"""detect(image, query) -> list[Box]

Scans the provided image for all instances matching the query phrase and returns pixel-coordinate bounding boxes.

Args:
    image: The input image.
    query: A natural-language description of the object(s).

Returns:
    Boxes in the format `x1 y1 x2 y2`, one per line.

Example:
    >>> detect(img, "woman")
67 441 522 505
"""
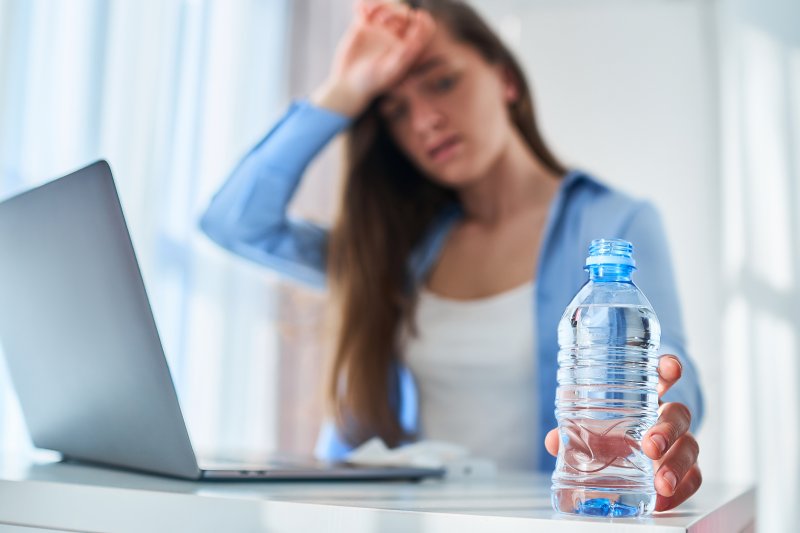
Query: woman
200 0 703 511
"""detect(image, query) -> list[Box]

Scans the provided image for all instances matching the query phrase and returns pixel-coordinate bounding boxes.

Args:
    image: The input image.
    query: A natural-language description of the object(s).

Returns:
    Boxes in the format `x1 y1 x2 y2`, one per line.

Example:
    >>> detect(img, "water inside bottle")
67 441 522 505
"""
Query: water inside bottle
551 303 660 517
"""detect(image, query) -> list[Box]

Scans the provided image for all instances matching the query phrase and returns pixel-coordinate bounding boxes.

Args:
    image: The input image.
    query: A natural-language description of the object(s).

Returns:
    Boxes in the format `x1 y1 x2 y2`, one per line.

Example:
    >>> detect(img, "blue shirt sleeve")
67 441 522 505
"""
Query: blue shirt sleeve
314 418 353 461
314 364 420 462
621 201 705 433
199 100 351 288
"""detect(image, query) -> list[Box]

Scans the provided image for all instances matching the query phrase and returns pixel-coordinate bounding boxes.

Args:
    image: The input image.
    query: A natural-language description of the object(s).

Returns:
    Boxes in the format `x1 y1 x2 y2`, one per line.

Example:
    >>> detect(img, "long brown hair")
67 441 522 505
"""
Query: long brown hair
326 0 566 448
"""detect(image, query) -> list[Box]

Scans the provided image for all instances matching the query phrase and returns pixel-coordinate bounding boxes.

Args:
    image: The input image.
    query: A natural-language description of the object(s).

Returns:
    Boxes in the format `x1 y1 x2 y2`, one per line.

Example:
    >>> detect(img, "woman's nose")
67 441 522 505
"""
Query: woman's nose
410 99 445 134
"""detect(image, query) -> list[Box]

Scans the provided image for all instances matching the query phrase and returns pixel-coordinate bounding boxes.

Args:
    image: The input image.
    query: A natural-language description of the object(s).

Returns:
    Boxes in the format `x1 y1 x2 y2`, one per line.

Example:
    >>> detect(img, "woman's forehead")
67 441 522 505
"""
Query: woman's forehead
381 55 449 103
382 31 472 97
413 20 490 74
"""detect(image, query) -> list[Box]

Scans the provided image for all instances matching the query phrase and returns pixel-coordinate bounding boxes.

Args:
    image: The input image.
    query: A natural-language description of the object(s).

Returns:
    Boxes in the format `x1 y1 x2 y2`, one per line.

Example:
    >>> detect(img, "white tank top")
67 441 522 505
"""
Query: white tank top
401 281 539 471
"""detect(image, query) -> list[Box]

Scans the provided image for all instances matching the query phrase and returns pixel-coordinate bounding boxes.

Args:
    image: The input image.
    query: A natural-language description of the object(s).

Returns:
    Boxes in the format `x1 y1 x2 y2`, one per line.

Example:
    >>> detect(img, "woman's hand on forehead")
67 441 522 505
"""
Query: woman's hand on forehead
359 1 413 37
312 1 436 117
358 2 437 90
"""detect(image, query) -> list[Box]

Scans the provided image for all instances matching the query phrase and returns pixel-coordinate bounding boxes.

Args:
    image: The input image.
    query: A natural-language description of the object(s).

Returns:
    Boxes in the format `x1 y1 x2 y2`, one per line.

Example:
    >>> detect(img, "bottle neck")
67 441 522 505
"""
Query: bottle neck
587 264 634 282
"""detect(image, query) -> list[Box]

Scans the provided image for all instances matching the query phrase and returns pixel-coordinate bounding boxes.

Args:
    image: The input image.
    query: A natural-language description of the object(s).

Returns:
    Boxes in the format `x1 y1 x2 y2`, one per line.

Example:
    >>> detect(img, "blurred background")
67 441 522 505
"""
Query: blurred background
0 0 797 530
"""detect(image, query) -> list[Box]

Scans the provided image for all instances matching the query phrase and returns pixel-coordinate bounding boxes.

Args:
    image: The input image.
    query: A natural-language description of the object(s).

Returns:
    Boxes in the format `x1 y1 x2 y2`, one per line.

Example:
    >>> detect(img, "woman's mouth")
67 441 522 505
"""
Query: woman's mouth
426 135 463 164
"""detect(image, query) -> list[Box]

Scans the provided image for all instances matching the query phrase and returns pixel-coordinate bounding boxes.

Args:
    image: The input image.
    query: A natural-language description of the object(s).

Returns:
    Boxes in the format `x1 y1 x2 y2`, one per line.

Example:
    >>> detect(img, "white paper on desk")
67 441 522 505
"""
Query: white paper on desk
346 437 497 479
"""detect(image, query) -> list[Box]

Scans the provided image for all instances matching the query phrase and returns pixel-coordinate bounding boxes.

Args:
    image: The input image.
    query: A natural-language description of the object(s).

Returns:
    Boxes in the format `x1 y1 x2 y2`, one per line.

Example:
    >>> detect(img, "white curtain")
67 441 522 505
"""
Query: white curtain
0 0 290 456
718 0 800 531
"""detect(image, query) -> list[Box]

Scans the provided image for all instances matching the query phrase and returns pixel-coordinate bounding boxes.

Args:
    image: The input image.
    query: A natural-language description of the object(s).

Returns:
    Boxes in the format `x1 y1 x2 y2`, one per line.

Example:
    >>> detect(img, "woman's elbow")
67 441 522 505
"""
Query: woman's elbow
198 209 236 250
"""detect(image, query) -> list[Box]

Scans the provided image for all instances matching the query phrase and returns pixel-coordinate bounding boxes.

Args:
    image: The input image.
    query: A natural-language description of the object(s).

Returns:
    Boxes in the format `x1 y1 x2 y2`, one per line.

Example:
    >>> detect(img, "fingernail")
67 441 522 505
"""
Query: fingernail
651 434 667 456
662 470 677 493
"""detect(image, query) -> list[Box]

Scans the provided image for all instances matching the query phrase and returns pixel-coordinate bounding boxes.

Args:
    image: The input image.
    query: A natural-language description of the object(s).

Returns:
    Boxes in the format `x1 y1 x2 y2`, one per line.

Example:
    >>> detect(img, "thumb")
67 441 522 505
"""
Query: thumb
545 428 559 457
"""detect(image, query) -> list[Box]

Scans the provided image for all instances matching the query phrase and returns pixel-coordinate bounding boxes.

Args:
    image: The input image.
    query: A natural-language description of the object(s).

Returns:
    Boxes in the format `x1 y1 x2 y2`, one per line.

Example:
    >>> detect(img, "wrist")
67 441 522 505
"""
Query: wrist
310 79 370 118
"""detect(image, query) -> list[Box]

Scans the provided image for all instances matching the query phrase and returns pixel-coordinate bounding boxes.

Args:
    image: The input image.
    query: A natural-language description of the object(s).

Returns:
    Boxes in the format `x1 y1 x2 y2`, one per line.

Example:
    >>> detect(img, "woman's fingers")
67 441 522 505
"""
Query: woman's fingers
547 401 692 462
642 401 692 460
408 7 436 42
355 0 381 21
376 10 436 83
657 354 682 400
656 463 703 511
377 8 411 37
355 2 412 39
367 2 410 26
653 433 699 497
397 10 436 55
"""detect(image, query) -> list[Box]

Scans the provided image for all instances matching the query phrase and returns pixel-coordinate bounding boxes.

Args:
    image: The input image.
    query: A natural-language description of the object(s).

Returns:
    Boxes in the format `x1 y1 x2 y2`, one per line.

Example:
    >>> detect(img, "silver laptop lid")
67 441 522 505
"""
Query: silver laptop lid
0 161 201 479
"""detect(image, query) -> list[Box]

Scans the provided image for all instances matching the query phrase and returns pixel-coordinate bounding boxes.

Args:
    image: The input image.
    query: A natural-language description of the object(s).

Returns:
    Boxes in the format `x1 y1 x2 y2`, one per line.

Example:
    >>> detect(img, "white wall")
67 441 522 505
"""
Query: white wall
471 0 724 480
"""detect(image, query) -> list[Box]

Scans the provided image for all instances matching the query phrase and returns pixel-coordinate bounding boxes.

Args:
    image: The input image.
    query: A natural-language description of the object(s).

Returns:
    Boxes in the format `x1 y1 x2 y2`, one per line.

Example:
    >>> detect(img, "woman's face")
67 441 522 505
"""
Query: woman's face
377 23 518 188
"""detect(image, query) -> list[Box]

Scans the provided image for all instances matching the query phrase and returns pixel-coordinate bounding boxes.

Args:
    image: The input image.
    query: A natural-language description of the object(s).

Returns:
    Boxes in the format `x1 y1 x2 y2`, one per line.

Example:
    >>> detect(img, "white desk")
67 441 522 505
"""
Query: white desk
0 454 754 532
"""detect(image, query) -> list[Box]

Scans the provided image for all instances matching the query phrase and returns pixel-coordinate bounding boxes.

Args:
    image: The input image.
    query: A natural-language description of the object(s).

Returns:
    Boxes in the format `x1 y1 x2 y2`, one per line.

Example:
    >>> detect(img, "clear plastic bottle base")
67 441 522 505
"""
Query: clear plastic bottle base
551 488 656 518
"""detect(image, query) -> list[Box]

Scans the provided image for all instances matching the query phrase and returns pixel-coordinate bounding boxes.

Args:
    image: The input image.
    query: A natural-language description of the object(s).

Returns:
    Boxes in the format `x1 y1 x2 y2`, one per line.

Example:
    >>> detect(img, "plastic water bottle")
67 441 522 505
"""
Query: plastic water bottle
551 239 660 517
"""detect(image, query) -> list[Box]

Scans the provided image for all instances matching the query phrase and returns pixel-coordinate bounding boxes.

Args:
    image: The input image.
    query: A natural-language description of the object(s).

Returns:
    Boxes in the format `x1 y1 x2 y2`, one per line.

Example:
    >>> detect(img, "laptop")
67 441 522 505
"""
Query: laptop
0 160 444 481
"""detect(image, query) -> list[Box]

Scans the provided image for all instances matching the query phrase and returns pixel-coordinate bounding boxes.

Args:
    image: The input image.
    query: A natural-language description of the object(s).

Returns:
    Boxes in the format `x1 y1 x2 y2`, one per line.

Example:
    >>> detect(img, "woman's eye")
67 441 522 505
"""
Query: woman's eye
432 75 457 92
385 103 408 122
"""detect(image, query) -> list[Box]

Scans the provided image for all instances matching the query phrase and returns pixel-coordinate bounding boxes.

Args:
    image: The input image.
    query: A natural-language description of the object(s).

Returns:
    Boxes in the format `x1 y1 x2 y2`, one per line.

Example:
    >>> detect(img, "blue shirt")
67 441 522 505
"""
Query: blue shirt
200 99 704 472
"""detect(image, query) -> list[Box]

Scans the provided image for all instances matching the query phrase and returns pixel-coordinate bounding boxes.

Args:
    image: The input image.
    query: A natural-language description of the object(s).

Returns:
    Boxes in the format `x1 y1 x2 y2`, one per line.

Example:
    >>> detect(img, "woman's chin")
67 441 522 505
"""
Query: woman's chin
428 168 483 189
